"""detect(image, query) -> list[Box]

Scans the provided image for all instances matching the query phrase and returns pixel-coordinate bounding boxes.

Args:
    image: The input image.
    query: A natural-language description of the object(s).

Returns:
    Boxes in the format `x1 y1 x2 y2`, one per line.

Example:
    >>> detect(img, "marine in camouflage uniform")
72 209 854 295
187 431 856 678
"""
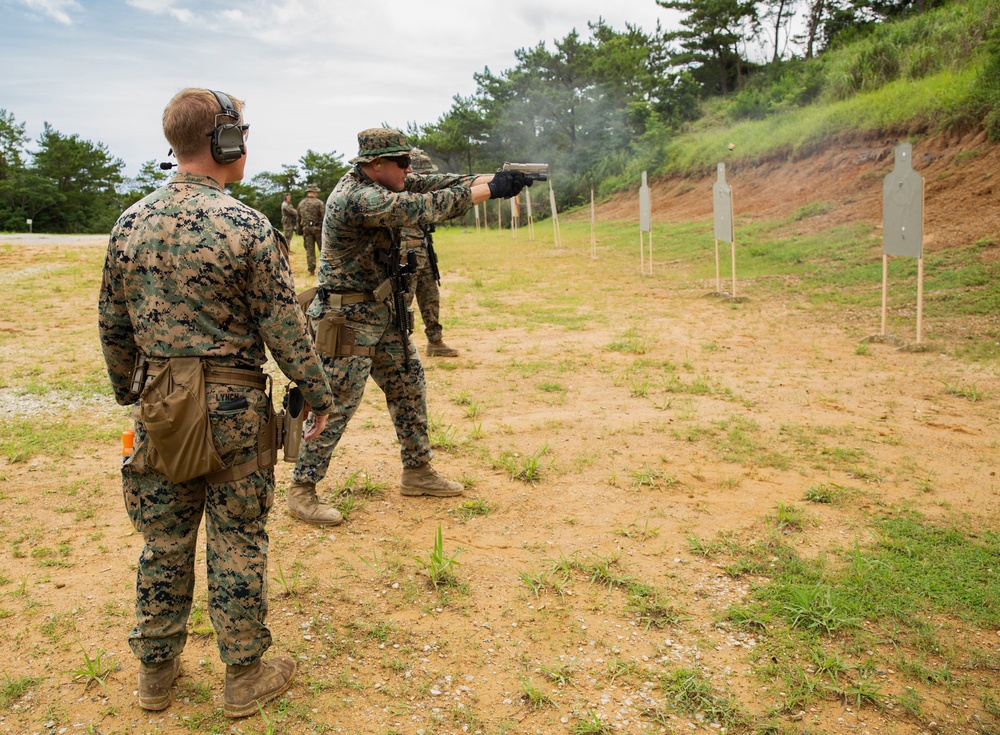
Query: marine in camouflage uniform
98 88 334 719
402 150 458 357
297 183 324 276
280 192 297 245
288 128 529 508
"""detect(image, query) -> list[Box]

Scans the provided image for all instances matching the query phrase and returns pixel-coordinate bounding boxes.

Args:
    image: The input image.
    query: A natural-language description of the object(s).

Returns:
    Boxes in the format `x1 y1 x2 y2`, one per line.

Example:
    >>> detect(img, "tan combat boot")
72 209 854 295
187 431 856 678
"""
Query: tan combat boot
426 340 459 357
287 482 343 525
138 658 180 711
400 463 464 497
224 656 297 718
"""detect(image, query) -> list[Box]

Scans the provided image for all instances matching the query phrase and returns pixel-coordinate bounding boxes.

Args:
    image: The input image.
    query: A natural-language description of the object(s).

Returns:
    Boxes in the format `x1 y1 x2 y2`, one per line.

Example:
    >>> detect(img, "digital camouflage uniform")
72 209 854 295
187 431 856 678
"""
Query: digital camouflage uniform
292 156 477 486
297 190 324 276
401 151 446 345
281 198 297 246
98 172 334 667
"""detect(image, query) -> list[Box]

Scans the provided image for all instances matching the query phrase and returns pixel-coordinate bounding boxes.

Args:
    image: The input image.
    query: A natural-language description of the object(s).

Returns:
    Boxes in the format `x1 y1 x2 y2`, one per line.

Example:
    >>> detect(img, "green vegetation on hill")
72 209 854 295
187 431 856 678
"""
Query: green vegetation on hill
607 0 1000 189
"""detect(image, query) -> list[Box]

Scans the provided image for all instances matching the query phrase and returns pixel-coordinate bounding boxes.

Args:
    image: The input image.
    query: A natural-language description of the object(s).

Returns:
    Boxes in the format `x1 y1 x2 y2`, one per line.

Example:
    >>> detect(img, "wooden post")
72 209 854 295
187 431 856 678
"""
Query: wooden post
525 188 535 240
549 185 561 247
731 238 737 298
639 171 652 275
590 189 597 259
880 253 888 337
916 256 924 343
715 240 721 293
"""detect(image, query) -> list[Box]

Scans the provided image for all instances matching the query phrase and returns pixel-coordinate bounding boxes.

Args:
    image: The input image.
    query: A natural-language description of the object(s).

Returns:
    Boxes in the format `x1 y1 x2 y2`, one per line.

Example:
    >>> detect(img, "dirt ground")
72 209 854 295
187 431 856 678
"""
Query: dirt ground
1 130 999 735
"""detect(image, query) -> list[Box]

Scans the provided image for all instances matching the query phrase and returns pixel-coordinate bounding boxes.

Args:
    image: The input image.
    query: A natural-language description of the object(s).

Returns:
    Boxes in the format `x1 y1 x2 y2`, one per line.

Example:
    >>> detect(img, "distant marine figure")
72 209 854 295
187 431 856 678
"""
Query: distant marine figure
297 183 324 276
280 192 297 246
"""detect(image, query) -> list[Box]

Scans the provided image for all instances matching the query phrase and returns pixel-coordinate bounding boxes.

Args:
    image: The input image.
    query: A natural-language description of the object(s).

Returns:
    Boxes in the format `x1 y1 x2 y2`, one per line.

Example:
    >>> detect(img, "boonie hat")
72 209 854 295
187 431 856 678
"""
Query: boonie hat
349 128 411 164
410 149 438 173
305 183 319 193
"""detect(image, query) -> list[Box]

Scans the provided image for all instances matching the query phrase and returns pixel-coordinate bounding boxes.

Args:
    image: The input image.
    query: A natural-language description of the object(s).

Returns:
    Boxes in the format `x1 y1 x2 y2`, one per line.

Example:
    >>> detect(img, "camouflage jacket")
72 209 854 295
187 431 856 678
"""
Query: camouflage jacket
98 172 334 414
315 167 474 306
281 200 298 227
297 196 325 229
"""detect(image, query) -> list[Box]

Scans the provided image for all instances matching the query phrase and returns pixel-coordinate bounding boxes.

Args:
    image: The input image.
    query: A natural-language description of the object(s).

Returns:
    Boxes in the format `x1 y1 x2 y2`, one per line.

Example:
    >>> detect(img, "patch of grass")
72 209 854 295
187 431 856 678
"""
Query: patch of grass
518 676 554 709
630 462 660 488
604 657 639 685
69 648 117 693
768 502 807 532
450 496 495 521
573 710 612 734
429 420 461 450
495 445 549 485
659 668 744 727
613 518 660 541
412 524 463 590
334 470 386 498
943 382 990 401
606 328 649 354
781 583 859 633
627 586 682 630
540 660 576 686
804 482 854 504
1 674 42 708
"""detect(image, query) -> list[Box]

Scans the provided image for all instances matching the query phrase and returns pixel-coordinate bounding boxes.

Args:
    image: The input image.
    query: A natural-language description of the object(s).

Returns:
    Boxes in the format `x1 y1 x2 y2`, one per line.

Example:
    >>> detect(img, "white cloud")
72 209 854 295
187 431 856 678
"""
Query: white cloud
125 0 193 24
17 0 82 25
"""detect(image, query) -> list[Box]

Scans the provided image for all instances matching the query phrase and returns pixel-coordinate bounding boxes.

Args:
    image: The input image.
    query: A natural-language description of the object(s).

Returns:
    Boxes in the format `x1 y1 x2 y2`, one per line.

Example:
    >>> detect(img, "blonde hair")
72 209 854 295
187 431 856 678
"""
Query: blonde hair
162 88 244 160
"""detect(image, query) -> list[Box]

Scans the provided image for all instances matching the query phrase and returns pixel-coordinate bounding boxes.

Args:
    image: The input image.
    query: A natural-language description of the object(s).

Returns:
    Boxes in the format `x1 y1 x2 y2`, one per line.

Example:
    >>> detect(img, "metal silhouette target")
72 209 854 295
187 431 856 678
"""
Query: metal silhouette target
713 163 733 244
882 142 923 258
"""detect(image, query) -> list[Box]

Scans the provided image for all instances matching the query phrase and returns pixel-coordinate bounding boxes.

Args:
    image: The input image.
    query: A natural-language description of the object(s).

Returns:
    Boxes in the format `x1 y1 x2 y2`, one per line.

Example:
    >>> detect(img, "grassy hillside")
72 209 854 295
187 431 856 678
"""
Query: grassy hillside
605 0 1000 190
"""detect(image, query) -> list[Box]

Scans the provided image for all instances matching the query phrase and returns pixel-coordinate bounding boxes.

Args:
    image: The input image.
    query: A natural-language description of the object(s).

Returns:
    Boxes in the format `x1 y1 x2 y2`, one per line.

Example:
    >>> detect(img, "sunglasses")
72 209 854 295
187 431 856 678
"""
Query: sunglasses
387 155 410 170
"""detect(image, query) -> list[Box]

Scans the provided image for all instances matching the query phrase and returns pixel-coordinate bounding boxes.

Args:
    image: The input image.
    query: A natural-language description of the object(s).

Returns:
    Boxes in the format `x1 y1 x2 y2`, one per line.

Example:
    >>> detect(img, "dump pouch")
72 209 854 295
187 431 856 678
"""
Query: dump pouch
140 357 224 483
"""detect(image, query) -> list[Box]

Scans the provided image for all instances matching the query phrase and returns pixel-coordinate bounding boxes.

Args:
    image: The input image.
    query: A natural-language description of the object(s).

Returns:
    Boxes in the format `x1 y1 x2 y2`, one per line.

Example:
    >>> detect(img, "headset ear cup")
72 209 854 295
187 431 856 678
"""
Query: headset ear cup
212 124 245 164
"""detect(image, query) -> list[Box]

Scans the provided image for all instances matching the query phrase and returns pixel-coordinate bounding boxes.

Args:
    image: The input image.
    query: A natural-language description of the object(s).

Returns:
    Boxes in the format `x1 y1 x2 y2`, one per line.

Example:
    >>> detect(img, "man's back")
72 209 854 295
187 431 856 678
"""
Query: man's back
104 172 274 365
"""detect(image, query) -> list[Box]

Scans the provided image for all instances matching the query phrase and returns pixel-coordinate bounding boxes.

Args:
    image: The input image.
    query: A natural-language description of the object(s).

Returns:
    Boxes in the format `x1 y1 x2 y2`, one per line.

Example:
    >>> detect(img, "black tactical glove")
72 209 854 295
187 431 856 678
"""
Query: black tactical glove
488 170 528 199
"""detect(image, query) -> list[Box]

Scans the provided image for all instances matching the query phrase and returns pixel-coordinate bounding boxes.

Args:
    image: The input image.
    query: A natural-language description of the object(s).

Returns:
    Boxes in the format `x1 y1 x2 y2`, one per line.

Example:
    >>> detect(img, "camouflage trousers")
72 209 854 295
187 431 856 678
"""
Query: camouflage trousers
122 383 274 666
302 226 321 275
403 244 443 343
282 223 296 247
292 307 432 485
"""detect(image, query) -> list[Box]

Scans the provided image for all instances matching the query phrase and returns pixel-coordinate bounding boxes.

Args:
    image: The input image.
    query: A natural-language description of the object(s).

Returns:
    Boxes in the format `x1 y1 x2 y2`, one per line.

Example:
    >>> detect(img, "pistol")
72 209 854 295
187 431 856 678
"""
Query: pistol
501 162 548 182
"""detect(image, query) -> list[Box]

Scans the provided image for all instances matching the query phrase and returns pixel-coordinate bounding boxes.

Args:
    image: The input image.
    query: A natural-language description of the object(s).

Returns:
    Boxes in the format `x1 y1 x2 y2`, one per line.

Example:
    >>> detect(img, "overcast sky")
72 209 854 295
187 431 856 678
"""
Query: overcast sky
1 0 679 181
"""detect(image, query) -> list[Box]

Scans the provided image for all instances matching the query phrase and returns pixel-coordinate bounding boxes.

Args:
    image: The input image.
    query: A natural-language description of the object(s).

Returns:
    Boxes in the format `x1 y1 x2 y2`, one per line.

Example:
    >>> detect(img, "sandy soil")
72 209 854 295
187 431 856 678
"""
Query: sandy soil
1 130 999 735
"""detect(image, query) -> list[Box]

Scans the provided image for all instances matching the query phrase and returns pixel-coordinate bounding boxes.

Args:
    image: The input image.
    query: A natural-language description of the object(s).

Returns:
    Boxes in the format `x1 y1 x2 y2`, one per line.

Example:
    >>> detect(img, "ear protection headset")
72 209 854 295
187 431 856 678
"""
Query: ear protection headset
208 90 246 164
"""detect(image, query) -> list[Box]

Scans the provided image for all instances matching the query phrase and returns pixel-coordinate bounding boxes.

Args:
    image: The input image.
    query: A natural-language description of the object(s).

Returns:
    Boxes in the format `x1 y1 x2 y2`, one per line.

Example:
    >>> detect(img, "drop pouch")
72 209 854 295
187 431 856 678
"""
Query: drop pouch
140 357 224 483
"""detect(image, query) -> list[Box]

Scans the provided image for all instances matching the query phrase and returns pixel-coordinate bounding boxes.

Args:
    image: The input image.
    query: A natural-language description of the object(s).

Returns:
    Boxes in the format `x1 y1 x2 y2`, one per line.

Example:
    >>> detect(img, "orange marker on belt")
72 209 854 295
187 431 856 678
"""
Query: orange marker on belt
122 430 135 458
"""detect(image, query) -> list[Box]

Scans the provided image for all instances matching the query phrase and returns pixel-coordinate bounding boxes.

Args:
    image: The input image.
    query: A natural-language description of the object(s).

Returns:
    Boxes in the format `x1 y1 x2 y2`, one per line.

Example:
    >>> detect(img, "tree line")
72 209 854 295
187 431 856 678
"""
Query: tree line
0 0 964 234
0 107 351 234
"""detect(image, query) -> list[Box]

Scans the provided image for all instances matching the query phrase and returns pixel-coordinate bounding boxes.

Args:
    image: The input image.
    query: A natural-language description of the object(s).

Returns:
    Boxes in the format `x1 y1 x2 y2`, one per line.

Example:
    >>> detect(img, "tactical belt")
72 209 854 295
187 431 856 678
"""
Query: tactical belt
325 291 377 308
145 363 267 390
205 456 264 485
334 343 376 358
